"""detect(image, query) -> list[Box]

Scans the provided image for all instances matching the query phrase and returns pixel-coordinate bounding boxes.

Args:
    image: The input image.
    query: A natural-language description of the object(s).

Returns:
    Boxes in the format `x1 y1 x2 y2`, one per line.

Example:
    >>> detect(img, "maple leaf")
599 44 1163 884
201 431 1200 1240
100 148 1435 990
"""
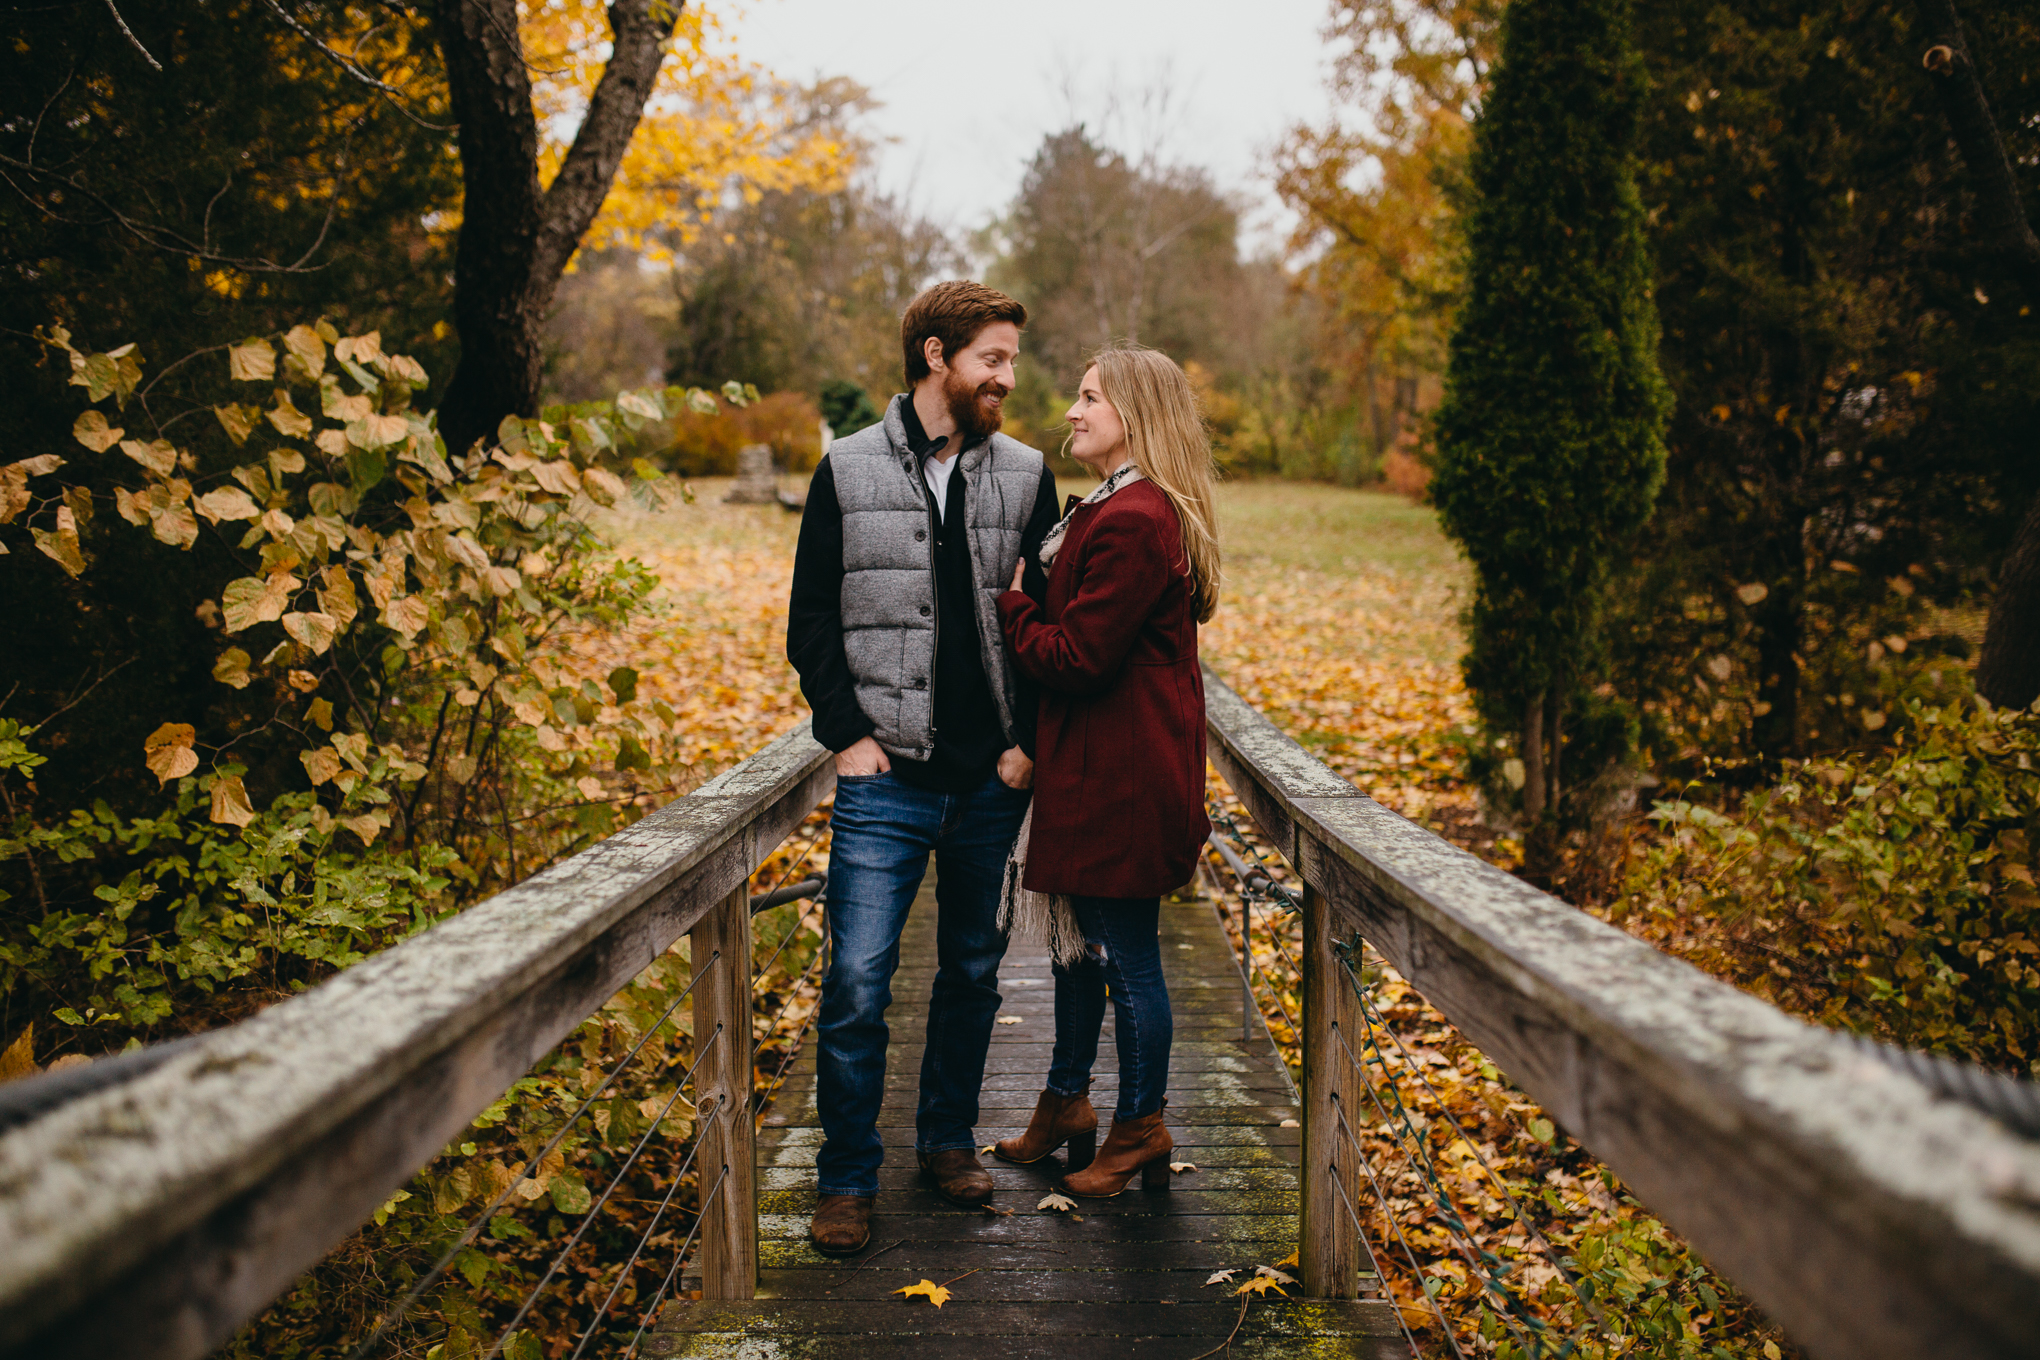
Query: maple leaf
1274 1250 1300 1269
1254 1265 1297 1286
996 1014 1023 1025
978 1144 996 1156
892 1279 951 1308
1204 1270 1237 1286
1037 1192 1077 1213
1169 1162 1196 1174
1236 1275 1288 1298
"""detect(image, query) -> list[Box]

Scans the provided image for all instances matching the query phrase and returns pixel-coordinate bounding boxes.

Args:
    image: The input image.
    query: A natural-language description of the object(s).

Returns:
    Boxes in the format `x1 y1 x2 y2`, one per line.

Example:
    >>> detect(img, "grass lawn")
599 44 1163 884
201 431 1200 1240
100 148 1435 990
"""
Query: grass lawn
598 474 1478 836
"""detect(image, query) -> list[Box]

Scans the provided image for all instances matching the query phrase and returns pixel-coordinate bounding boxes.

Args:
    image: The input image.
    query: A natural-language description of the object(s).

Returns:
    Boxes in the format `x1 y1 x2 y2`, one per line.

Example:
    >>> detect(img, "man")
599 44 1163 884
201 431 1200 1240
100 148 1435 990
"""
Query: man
787 280 1060 1255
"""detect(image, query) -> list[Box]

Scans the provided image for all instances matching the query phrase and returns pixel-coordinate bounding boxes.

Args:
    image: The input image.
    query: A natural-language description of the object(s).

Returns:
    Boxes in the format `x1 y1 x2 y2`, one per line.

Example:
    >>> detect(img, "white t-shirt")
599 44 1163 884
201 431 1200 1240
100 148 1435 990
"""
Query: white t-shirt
923 448 958 521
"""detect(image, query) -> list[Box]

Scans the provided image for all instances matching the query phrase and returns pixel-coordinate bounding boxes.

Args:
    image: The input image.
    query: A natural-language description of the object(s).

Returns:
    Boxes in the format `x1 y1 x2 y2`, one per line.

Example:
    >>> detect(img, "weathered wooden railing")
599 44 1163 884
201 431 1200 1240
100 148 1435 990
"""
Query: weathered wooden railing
1201 667 2040 1359
0 721 834 1360
5 671 2040 1359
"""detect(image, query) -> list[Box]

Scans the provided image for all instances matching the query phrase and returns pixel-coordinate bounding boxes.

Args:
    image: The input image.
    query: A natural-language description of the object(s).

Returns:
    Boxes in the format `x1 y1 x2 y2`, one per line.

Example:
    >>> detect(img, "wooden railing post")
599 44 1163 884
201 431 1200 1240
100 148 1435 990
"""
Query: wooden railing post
1300 881 1362 1298
690 885 757 1299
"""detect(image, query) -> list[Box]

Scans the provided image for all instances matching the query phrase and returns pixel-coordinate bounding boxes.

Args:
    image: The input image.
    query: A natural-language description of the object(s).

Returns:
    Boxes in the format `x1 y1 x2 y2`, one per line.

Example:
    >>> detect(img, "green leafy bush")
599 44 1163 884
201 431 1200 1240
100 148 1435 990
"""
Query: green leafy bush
1 321 759 1043
1611 699 2040 1074
0 320 818 1356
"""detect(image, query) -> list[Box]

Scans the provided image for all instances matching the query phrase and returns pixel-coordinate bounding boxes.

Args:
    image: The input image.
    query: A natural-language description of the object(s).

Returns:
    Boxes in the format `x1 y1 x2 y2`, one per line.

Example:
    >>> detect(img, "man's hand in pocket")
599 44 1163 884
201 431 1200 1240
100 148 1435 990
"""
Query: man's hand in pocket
997 746 1034 790
837 736 891 778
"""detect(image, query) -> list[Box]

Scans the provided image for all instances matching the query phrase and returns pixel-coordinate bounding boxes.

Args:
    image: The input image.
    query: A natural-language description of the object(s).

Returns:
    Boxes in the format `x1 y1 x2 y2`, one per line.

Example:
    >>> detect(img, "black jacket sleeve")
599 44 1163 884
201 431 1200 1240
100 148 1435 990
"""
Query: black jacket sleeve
786 457 877 753
1009 464 1061 757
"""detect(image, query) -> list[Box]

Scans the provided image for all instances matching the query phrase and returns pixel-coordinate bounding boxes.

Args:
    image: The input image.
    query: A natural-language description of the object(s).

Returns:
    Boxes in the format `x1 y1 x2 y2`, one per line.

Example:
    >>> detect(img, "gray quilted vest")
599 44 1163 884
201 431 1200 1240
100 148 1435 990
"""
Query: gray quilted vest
831 394 1044 762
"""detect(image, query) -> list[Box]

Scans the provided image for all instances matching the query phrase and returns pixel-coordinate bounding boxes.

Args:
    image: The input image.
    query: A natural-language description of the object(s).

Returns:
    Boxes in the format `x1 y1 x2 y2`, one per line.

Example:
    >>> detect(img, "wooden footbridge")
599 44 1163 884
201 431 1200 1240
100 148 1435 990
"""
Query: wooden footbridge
2 671 2038 1359
654 875 1401 1358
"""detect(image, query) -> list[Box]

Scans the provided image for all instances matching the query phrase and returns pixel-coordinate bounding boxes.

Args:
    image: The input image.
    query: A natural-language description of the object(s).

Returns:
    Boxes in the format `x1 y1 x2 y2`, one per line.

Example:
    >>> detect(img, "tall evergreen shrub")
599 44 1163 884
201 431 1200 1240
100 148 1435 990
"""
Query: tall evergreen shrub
1430 0 1672 839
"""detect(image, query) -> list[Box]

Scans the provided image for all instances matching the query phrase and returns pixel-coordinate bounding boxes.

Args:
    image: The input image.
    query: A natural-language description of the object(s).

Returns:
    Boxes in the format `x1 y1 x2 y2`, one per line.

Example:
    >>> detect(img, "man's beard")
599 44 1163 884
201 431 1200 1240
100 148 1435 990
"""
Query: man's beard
943 370 1005 443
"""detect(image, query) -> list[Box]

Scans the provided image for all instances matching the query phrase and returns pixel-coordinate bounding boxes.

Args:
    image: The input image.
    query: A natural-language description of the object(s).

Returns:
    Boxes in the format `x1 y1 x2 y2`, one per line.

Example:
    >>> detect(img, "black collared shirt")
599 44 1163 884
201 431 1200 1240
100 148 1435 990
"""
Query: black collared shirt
787 396 1059 792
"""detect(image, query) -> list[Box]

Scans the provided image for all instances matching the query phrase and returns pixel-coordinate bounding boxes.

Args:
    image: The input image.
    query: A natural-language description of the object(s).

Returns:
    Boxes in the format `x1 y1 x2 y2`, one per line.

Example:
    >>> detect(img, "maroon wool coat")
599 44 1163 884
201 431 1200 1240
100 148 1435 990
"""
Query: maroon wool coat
997 479 1207 898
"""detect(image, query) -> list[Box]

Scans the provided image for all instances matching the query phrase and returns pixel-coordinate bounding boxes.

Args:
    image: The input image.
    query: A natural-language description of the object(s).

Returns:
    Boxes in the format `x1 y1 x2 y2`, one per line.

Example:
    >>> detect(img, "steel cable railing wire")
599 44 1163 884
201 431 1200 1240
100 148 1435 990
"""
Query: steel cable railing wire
481 1028 728 1360
751 891 824 985
1211 807 1302 912
1332 1021 1560 1358
1842 1031 2040 1138
1335 939 1604 1331
1209 800 1526 1350
756 820 827 904
1243 884 1307 990
348 947 722 1360
1301 1081 1421 1356
1335 1062 1513 1355
1201 839 1304 1100
561 1085 729 1360
1326 1091 1467 1360
755 911 832 1113
619 1161 732 1360
1324 1101 1435 1360
1332 981 1579 1357
1208 800 1545 1349
1203 834 1303 1020
567 827 828 1353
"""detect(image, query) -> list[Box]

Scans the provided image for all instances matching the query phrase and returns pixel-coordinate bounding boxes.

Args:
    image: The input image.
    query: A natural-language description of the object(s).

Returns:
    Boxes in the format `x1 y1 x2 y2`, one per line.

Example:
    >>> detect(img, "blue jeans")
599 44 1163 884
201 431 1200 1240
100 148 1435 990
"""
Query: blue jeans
814 769 1029 1197
1046 896 1172 1123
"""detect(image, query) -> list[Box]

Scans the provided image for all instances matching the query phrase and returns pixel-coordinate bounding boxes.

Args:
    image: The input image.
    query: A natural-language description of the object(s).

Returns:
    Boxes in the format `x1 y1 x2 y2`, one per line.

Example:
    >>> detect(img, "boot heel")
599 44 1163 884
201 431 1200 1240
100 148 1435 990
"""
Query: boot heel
1141 1157 1172 1192
1066 1129 1096 1172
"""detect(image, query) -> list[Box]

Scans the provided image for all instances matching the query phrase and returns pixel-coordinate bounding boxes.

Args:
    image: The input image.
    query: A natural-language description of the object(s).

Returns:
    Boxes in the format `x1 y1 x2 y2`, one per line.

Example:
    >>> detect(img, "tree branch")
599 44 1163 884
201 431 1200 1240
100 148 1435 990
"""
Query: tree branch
531 0 684 286
102 0 162 71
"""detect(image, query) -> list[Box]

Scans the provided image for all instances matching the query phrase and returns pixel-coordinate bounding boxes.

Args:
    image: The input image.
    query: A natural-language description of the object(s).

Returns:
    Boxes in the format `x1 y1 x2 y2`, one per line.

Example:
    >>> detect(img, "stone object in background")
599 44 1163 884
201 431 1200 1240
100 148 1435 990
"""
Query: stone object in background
724 444 779 504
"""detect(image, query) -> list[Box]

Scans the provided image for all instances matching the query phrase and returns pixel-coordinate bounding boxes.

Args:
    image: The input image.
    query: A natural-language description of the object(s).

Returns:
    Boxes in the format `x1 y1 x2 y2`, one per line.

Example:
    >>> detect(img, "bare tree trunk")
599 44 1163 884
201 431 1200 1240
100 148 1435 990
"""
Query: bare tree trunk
1978 497 2040 709
431 0 683 457
1364 338 1387 464
1521 693 1546 820
1913 0 2040 707
1546 688 1561 816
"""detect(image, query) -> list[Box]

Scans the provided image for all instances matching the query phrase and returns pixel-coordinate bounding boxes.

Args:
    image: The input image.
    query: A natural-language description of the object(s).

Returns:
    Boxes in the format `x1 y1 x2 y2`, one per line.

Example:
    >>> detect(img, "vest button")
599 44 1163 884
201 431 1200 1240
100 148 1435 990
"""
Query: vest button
919 605 931 617
915 530 926 541
914 677 927 688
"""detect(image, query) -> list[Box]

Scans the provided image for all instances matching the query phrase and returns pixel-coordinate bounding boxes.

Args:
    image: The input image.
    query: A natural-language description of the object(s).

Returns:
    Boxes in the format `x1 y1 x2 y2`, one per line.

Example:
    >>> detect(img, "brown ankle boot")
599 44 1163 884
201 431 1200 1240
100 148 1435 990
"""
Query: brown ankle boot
1060 1103 1172 1198
809 1194 874 1256
917 1147 996 1206
993 1087 1099 1169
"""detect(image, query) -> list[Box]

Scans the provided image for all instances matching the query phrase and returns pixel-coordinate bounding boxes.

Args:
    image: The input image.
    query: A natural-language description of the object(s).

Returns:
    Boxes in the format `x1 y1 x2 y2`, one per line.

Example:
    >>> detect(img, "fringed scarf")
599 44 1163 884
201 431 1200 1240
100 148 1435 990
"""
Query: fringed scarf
997 461 1146 967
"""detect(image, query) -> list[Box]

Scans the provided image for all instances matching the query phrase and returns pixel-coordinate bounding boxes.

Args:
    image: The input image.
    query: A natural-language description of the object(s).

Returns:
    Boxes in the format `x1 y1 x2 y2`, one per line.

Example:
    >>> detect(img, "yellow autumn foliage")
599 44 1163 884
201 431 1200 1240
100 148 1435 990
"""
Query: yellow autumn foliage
522 0 853 261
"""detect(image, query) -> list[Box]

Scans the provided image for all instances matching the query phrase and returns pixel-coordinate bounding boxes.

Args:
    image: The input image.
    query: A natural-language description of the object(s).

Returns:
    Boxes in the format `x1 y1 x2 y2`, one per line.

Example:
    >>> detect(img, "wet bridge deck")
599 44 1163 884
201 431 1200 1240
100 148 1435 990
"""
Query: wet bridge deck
652 877 1408 1358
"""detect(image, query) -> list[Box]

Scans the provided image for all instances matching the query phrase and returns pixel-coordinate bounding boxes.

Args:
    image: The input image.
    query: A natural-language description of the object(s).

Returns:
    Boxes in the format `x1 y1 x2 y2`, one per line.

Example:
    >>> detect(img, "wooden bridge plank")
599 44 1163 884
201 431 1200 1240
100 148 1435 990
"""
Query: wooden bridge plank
655 1298 1400 1337
659 875 1404 1357
756 1239 1302 1272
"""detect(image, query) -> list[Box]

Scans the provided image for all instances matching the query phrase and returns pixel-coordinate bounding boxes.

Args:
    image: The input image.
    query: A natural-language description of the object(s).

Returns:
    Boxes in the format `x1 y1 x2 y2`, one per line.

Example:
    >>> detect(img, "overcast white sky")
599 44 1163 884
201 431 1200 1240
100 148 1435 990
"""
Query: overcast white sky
722 0 1344 255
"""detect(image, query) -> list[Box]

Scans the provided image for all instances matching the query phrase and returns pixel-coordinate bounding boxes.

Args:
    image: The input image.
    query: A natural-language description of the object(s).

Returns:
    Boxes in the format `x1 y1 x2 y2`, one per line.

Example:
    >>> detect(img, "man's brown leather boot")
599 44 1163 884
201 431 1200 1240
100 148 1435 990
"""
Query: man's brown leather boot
917 1147 996 1206
1061 1103 1172 1198
993 1087 1098 1170
809 1194 874 1256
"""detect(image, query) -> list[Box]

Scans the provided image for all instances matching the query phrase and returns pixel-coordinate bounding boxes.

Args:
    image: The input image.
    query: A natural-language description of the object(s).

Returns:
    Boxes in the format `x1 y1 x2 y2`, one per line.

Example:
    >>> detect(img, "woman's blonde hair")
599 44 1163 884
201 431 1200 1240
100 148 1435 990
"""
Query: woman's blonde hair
1088 345 1222 622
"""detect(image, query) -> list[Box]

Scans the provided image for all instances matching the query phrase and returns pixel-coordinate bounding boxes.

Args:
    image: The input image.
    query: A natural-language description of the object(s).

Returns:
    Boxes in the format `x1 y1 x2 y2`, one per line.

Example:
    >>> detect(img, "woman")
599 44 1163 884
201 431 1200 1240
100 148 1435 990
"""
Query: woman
991 346 1221 1196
